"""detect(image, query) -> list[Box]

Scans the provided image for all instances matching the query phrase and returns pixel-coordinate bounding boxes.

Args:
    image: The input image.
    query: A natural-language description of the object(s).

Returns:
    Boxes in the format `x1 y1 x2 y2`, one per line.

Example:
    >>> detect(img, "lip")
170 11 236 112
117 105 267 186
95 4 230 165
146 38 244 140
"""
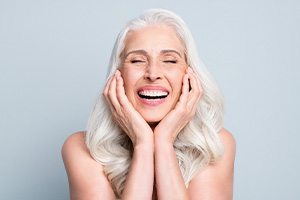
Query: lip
136 85 169 106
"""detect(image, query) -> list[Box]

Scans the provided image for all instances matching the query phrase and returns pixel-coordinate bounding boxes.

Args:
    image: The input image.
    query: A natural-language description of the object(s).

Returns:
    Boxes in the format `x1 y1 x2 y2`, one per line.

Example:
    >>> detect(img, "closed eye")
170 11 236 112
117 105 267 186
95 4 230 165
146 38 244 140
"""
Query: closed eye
131 60 145 63
164 60 177 64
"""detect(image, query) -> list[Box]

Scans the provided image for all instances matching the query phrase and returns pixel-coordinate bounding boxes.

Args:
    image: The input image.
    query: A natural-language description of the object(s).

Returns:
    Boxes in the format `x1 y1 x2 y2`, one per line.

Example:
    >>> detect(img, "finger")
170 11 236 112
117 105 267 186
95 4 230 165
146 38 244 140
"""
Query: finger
190 72 203 113
187 68 199 93
194 73 203 101
177 73 189 106
103 75 114 97
108 72 121 112
103 75 116 112
116 70 131 107
187 68 201 107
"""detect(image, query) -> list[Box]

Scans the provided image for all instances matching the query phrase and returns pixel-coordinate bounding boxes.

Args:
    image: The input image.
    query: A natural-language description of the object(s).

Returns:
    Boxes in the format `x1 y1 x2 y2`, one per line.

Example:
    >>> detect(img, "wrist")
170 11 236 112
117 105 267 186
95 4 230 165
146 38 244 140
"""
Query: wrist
130 129 153 148
154 131 176 146
154 137 174 150
154 125 180 145
134 139 154 152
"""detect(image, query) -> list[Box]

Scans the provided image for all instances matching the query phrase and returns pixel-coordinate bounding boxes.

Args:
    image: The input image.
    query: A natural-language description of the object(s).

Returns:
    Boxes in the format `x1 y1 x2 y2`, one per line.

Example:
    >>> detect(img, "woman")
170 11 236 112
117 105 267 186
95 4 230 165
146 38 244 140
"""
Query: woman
62 9 236 200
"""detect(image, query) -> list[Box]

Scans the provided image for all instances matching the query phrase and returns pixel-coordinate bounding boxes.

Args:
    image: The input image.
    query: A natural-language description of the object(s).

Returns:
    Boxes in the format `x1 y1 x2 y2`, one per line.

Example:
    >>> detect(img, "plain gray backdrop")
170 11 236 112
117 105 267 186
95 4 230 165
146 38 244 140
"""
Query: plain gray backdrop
1 0 299 199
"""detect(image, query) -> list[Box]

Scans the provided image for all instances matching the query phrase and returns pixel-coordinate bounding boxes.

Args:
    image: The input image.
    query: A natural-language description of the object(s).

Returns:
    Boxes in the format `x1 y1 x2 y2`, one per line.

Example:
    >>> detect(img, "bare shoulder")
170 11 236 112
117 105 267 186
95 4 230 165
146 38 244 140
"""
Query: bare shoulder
218 128 236 157
61 131 115 200
62 131 85 149
61 131 90 158
187 128 236 199
61 131 98 168
61 131 104 183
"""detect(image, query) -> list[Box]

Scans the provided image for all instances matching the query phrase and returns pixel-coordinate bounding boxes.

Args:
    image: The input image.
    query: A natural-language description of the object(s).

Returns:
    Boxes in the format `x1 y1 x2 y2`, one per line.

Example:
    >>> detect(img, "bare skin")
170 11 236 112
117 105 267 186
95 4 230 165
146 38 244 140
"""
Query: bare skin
62 129 235 200
62 25 236 200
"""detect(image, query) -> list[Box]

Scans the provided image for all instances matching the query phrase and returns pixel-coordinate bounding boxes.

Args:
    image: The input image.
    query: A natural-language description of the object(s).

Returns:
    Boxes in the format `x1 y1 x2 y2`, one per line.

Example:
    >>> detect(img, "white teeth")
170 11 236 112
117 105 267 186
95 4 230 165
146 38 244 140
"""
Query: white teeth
138 90 168 97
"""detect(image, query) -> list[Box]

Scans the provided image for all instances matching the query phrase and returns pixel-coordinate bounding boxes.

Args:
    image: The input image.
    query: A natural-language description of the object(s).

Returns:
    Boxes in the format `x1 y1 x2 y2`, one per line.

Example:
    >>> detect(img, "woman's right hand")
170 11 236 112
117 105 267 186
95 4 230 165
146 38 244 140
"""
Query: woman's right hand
103 70 153 147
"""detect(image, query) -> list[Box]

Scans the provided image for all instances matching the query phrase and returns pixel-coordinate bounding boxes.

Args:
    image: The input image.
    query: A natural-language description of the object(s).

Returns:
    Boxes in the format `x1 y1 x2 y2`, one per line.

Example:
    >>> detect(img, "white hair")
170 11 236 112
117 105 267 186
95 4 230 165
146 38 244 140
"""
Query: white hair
85 8 224 198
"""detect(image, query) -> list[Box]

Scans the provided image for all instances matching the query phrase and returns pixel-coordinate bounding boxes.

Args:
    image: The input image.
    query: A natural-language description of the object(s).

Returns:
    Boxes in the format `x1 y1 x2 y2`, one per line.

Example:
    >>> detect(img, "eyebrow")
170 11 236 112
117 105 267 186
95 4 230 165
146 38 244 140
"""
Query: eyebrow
161 49 182 58
124 50 147 58
124 49 183 58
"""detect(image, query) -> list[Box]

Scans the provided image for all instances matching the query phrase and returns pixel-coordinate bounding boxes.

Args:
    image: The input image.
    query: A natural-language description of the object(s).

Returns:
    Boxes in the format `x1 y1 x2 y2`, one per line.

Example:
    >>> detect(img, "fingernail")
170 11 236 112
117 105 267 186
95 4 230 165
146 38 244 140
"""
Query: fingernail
187 67 193 73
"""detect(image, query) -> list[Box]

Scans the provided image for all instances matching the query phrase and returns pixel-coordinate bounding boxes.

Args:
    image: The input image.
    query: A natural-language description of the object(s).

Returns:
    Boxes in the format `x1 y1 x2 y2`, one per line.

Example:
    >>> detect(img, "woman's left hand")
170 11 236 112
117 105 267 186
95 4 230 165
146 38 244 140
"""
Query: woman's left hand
154 67 203 144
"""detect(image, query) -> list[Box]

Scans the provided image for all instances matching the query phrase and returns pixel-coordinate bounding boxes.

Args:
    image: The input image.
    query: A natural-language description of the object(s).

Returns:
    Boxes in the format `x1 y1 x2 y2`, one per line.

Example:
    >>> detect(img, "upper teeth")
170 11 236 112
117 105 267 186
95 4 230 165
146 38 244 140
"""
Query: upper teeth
138 90 168 97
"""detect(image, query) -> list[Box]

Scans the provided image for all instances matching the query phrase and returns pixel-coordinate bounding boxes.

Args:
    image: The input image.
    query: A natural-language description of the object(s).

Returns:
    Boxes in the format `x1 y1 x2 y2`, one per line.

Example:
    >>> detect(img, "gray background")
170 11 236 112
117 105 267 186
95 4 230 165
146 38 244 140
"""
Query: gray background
0 0 299 199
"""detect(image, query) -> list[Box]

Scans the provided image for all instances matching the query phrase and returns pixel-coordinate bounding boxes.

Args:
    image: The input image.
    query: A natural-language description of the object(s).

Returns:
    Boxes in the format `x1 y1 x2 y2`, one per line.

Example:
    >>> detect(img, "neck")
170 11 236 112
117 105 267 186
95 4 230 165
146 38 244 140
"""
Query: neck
148 122 159 131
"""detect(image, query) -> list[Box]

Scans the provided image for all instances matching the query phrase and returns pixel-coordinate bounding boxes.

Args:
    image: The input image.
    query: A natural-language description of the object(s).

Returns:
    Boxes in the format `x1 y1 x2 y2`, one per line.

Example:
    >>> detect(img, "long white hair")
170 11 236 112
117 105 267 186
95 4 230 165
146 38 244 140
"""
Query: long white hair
85 8 224 198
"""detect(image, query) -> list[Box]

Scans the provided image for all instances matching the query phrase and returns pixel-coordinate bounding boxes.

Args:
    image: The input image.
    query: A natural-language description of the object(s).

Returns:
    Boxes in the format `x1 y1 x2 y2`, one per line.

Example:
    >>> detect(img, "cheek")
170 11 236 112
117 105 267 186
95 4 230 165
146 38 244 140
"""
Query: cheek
121 69 141 94
168 69 185 88
122 77 134 95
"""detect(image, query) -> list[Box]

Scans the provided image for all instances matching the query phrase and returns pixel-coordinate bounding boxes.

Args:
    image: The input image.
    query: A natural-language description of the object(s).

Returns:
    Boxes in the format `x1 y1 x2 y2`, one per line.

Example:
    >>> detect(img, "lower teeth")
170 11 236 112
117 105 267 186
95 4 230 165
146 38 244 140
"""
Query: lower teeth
139 95 167 99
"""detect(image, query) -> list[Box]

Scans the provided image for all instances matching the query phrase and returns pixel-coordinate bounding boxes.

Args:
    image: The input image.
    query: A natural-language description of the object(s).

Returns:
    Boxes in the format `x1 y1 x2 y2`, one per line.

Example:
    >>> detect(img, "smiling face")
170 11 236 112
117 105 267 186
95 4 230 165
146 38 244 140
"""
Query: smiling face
119 25 188 124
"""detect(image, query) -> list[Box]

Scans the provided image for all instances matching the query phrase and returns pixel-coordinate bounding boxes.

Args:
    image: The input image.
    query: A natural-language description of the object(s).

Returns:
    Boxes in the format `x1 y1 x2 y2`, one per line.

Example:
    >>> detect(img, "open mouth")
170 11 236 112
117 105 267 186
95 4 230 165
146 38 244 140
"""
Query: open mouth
137 90 169 100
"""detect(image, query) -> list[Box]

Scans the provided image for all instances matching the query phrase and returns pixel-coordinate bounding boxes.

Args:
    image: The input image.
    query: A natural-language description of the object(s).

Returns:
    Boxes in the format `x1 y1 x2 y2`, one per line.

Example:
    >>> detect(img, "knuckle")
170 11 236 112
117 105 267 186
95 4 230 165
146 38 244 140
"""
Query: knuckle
103 90 108 97
116 91 122 99
177 106 186 115
119 99 126 107
187 104 195 113
108 89 114 98
115 107 123 115
194 89 200 97
111 113 117 120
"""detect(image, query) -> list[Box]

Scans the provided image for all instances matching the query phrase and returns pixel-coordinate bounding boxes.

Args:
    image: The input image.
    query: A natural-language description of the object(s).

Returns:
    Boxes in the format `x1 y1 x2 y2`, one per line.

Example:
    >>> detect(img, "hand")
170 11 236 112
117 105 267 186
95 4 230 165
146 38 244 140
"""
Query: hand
103 70 153 147
154 67 203 144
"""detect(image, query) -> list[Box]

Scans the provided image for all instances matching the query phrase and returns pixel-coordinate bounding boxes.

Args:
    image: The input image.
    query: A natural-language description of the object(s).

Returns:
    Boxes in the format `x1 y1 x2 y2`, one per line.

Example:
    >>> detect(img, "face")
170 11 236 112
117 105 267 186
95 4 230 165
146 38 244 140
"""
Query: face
119 25 188 123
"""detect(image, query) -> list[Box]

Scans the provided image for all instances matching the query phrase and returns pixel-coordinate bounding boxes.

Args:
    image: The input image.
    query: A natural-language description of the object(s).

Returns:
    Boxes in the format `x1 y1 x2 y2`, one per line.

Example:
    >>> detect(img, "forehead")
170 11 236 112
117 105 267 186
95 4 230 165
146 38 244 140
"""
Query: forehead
123 25 185 55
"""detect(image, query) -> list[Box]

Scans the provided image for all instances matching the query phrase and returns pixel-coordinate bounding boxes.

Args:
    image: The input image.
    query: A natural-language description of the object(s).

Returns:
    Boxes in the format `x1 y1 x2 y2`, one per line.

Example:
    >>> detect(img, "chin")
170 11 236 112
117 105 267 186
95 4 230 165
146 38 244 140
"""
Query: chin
139 110 166 123
142 115 164 123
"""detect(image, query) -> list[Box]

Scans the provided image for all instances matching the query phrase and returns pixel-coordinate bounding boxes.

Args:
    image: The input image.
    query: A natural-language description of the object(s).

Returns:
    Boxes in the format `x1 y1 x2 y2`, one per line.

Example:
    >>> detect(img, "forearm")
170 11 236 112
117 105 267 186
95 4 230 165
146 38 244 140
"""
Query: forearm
154 140 189 200
121 142 154 200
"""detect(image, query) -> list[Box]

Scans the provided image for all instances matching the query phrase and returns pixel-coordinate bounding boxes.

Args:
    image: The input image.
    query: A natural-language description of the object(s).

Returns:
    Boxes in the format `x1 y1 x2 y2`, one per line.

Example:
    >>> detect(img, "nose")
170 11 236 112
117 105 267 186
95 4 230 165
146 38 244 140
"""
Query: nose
144 62 163 81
